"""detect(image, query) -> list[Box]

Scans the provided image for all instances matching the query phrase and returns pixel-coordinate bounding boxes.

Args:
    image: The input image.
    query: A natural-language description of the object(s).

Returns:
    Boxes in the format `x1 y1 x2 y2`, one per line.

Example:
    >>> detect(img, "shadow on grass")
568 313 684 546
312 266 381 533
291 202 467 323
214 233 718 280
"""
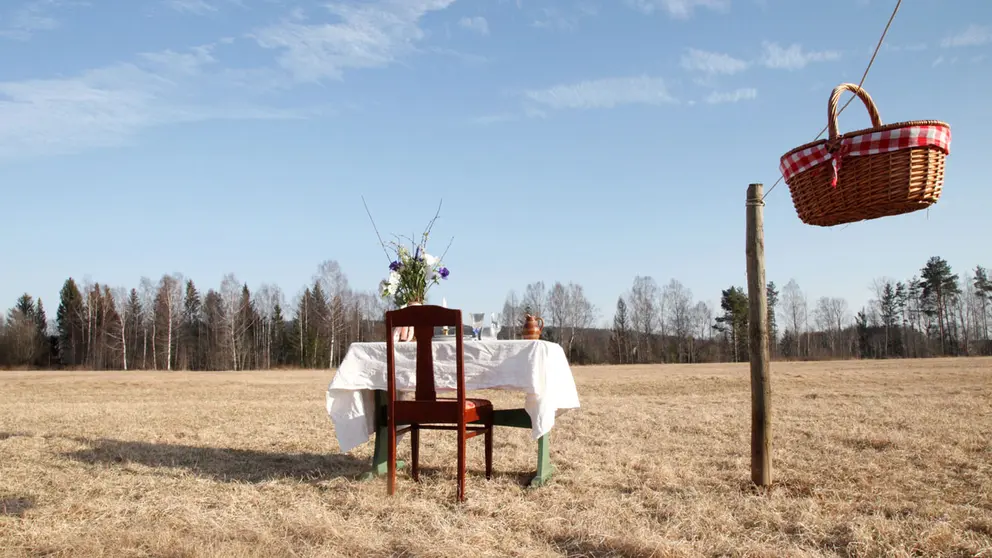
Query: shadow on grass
0 495 35 518
60 437 370 484
548 534 666 558
401 465 539 487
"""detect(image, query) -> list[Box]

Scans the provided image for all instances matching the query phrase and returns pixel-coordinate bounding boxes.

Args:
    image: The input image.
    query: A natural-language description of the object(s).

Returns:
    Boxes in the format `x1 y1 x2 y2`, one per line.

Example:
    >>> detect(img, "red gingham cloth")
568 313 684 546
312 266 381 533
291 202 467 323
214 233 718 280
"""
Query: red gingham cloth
779 124 951 187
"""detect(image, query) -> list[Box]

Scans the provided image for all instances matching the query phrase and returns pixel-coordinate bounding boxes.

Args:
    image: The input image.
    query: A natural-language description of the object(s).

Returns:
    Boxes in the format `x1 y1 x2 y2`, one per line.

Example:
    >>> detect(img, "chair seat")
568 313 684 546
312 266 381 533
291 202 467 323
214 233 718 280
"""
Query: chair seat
394 397 493 424
436 397 492 409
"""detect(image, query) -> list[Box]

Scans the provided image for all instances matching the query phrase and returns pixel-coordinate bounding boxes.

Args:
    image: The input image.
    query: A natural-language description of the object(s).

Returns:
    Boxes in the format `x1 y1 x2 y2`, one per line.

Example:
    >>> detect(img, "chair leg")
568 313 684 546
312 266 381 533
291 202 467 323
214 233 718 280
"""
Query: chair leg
457 421 466 502
485 423 493 481
387 414 397 496
411 425 420 482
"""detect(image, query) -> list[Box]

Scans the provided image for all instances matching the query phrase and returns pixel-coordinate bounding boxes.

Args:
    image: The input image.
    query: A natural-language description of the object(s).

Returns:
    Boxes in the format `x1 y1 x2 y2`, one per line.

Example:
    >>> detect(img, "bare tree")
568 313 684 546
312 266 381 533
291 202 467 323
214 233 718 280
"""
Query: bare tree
780 279 807 358
522 281 546 319
220 273 249 370
546 282 569 341
138 276 156 369
564 282 595 357
663 279 693 362
314 260 350 367
690 300 713 362
109 286 131 370
501 290 522 339
627 276 660 362
157 273 184 371
254 283 276 369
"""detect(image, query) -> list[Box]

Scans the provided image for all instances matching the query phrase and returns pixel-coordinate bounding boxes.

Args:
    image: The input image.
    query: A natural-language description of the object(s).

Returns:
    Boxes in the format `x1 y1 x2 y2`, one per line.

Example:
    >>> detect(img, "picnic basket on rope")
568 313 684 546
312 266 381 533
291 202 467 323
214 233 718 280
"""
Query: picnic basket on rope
779 83 951 227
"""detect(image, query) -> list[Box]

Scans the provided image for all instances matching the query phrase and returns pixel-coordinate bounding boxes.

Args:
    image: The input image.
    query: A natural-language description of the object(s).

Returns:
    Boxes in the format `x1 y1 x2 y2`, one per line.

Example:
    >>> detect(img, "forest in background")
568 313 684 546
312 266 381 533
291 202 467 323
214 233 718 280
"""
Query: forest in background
1 256 990 371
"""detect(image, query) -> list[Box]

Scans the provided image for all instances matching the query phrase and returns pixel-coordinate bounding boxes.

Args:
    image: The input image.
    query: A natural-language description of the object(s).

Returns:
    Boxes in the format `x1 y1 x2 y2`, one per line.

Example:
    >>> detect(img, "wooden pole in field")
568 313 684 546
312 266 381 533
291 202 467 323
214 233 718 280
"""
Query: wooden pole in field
746 182 772 487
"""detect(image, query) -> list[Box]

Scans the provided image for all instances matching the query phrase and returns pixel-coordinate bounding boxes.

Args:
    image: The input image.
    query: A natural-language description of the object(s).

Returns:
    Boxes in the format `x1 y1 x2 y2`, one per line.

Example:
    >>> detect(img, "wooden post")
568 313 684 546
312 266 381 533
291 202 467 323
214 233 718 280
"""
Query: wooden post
746 183 772 487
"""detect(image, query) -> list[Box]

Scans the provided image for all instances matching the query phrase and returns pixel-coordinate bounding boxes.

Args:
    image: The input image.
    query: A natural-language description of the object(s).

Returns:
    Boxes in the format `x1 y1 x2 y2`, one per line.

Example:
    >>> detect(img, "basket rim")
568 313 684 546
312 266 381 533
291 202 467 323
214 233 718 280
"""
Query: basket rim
781 119 950 159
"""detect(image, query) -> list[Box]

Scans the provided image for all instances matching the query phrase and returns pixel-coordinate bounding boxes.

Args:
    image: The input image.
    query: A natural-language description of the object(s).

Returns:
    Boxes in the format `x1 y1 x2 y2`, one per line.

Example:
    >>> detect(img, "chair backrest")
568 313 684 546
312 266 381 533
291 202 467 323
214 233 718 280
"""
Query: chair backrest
384 304 465 405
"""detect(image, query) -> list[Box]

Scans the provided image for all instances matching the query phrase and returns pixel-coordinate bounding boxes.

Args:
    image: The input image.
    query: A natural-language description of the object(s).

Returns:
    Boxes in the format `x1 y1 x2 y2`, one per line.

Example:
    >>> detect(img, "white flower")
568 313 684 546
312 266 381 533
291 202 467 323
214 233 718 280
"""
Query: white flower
423 253 439 267
387 271 400 291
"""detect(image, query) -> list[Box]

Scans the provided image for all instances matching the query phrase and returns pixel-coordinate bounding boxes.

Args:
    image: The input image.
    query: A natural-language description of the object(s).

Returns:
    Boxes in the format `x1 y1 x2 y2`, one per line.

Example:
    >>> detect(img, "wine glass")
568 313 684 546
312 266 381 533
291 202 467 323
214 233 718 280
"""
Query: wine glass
471 313 485 340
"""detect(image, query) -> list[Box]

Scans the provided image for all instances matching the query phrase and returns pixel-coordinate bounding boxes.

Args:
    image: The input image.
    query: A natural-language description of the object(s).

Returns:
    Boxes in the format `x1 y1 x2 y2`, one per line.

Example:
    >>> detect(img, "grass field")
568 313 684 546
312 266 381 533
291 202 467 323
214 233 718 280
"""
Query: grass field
1 358 990 557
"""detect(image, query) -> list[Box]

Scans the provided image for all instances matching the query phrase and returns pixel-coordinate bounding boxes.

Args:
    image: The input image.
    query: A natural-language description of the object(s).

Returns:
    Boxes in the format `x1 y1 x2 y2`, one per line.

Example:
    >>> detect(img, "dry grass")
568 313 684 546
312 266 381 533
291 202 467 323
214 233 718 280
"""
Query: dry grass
1 358 991 557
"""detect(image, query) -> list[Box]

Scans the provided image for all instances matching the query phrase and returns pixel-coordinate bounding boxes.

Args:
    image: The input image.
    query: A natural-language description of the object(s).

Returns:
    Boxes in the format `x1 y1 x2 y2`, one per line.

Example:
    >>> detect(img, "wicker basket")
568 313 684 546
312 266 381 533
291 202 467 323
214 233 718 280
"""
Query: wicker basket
779 83 951 227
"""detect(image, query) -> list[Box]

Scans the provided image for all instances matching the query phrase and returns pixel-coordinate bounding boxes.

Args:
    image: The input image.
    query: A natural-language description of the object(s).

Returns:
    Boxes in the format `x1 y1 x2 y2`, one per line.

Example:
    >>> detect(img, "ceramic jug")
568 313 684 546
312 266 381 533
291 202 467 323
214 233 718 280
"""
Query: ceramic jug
522 313 544 340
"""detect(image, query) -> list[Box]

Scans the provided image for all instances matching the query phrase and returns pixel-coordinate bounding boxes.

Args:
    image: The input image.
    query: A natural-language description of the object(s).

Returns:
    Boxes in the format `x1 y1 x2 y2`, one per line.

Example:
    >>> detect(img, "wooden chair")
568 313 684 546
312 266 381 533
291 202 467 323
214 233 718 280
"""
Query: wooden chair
385 304 494 502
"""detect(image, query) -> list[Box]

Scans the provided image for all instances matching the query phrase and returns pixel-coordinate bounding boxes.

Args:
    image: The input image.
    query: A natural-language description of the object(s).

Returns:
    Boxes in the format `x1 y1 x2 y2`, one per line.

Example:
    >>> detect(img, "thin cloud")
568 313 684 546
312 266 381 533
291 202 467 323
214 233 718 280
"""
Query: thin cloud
250 0 457 83
705 87 757 104
458 16 489 35
524 76 677 110
0 0 72 40
758 41 841 70
681 48 749 75
470 113 518 125
940 25 991 48
166 0 218 15
625 0 729 19
0 45 316 160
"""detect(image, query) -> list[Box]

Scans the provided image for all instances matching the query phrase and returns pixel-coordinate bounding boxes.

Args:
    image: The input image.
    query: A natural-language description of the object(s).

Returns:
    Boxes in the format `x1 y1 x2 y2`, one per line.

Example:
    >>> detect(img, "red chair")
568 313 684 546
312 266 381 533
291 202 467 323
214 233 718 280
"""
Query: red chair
385 304 494 502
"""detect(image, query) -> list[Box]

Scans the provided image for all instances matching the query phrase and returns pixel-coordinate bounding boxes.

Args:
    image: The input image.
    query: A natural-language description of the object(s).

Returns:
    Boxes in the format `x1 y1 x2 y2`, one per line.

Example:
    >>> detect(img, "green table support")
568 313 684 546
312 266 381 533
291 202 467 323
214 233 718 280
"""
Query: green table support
359 390 554 487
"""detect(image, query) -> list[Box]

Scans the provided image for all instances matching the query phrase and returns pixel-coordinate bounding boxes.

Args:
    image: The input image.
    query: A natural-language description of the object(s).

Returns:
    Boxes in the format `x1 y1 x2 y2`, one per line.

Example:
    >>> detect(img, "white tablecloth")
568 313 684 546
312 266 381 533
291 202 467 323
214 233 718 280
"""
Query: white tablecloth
325 339 581 453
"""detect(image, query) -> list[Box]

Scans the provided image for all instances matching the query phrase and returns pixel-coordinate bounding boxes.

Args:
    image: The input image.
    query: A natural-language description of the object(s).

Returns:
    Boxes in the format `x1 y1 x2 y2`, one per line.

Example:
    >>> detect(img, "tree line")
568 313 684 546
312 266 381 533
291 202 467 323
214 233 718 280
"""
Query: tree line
1 256 989 370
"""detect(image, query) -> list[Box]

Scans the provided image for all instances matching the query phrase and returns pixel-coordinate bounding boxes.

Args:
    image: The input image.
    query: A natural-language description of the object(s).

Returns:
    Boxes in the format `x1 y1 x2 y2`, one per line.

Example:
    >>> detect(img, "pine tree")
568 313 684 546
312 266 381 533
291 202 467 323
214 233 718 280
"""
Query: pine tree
920 256 961 355
766 281 779 354
975 266 990 352
611 297 631 364
271 302 288 367
8 294 38 366
182 280 203 370
714 286 749 362
56 278 86 366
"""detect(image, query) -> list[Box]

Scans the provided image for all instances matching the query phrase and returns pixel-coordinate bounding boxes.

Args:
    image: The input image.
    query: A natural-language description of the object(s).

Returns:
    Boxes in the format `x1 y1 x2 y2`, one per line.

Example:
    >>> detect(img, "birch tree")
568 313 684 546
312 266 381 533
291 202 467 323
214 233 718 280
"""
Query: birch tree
138 276 156 369
157 273 184 371
663 279 693 362
780 279 807 358
314 260 350 367
109 286 131 370
627 276 660 362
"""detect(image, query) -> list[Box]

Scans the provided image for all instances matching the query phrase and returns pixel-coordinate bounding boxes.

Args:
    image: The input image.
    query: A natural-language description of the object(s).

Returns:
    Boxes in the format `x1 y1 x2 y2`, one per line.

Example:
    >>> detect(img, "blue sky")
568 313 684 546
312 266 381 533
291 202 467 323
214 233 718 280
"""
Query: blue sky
1 0 990 329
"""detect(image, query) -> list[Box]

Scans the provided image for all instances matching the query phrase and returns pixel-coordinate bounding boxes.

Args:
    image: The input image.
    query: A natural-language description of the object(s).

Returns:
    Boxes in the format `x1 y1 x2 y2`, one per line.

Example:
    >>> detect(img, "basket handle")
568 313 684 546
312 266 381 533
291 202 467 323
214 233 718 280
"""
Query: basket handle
827 83 883 141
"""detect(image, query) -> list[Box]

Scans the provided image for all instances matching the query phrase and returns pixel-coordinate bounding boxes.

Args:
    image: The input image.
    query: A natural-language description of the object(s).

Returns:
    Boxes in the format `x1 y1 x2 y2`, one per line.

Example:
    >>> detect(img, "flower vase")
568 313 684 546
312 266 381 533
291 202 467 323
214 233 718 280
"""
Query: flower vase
397 300 423 342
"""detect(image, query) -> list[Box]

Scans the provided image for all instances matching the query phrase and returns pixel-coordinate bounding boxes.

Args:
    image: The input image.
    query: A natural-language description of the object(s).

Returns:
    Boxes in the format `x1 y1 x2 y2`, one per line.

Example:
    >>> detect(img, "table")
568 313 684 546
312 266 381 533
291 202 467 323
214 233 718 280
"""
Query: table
325 338 580 486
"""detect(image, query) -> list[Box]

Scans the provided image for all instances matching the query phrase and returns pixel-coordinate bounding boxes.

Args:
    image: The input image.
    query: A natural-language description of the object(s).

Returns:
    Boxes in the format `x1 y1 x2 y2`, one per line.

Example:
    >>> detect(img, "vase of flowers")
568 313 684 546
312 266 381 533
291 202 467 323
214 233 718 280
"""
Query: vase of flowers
371 202 452 342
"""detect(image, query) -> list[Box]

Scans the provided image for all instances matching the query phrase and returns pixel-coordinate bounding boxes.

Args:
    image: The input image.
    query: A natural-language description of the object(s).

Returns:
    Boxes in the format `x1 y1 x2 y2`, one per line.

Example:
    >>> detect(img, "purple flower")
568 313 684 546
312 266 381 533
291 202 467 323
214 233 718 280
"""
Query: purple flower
439 267 449 279
389 260 402 271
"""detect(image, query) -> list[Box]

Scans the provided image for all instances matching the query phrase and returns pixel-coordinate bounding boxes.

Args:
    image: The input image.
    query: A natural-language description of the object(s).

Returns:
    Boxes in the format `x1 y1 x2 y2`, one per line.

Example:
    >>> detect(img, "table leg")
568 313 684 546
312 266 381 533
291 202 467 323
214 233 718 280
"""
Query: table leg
531 432 554 487
488 408 556 488
359 394 556 487
359 390 405 481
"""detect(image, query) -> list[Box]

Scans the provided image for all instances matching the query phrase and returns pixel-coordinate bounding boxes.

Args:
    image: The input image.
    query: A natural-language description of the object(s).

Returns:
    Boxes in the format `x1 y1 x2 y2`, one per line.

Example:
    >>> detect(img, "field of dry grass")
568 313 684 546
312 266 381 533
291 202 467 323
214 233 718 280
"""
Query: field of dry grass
1 357 991 557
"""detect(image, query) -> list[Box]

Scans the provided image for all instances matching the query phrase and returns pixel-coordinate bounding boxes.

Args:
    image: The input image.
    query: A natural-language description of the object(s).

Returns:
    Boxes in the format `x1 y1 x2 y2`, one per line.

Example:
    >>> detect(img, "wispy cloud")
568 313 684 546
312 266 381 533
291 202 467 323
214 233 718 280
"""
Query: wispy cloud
680 48 749 75
250 0 457 82
0 44 316 160
882 42 928 53
530 7 578 31
0 0 77 40
624 0 729 19
940 25 991 48
166 0 218 15
458 16 489 35
470 113 518 125
758 41 841 70
705 87 756 104
524 76 677 110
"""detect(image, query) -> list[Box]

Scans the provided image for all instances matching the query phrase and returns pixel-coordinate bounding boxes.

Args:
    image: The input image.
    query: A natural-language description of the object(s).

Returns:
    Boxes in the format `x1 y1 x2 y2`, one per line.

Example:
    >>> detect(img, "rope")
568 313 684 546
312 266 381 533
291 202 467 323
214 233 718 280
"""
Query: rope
762 0 903 201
